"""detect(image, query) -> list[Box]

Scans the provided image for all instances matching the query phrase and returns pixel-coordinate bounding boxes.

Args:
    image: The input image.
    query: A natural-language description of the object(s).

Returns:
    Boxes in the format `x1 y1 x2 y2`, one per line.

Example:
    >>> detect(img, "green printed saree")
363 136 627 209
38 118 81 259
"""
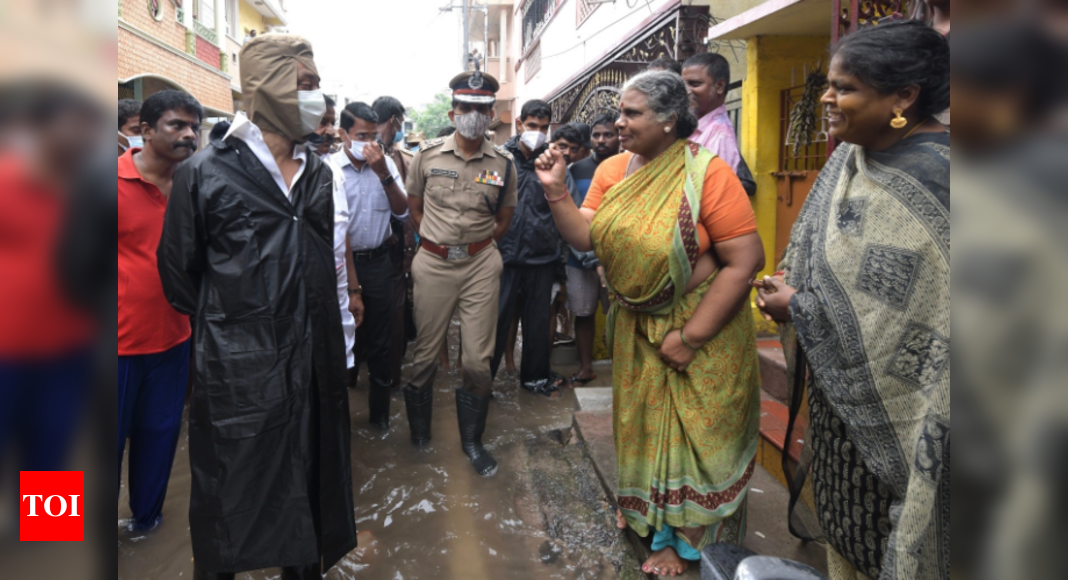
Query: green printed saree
590 141 761 550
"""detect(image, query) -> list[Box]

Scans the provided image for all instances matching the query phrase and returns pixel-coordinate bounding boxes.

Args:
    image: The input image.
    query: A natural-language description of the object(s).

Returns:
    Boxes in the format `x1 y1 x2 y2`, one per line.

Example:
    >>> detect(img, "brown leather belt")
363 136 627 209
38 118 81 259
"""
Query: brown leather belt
420 238 494 261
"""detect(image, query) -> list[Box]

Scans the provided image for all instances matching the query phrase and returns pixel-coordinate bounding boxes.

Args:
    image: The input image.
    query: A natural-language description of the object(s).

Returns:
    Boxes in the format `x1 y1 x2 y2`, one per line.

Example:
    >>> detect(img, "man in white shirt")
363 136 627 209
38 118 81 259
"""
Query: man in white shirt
158 34 357 580
332 102 409 430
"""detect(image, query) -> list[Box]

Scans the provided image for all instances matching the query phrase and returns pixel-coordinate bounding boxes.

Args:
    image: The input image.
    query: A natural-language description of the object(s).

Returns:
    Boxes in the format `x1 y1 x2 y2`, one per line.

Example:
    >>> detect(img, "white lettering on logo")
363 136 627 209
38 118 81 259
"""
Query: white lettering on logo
22 495 44 516
43 495 68 517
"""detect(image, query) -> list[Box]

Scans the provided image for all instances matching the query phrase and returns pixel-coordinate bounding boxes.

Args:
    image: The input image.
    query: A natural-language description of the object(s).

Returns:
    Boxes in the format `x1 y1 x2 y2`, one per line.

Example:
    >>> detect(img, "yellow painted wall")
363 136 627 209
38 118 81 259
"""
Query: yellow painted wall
238 1 266 37
740 35 830 334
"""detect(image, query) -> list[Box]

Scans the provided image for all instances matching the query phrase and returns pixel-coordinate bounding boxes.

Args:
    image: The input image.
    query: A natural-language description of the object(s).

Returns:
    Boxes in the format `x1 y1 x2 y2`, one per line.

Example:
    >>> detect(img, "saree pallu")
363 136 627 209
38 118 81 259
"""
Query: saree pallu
781 134 950 580
590 141 761 550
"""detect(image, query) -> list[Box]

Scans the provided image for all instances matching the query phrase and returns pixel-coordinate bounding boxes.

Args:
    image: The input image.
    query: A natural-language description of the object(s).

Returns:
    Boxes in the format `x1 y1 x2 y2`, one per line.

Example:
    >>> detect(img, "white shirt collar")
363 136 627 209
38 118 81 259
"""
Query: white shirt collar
330 149 353 169
224 113 308 200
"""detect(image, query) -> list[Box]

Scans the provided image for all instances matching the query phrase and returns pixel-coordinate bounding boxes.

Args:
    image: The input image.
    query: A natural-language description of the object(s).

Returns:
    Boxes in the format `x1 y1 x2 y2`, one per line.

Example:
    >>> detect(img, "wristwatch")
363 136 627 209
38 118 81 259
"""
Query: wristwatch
348 286 363 296
380 174 395 187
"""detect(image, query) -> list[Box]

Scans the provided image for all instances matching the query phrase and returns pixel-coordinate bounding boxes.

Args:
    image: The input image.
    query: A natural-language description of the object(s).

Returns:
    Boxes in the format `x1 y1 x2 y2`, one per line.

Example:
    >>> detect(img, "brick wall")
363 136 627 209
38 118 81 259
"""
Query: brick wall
118 28 234 113
196 36 222 69
121 0 187 54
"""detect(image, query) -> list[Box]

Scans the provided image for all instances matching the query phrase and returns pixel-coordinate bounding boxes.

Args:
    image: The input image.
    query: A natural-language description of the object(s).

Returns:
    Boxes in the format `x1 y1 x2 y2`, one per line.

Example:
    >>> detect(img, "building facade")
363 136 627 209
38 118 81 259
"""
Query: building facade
118 0 288 127
508 0 757 126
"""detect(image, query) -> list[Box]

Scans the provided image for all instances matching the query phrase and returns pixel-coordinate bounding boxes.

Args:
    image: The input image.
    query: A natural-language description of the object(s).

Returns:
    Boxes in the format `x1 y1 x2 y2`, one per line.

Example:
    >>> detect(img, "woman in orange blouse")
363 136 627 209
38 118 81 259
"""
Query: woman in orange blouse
535 71 765 577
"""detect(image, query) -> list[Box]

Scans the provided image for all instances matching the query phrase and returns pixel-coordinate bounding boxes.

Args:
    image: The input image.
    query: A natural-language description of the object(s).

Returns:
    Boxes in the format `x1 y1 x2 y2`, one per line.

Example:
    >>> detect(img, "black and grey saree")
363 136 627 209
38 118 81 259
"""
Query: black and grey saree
781 132 950 580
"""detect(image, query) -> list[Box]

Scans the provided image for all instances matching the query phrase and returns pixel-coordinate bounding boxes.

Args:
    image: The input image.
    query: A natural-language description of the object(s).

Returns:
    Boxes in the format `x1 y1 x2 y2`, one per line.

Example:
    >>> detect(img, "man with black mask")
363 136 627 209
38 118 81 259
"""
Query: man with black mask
158 34 357 580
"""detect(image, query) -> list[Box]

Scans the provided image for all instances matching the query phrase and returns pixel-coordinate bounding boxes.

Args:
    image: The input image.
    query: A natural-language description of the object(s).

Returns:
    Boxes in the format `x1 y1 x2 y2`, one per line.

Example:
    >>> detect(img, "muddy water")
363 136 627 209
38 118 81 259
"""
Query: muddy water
118 329 641 580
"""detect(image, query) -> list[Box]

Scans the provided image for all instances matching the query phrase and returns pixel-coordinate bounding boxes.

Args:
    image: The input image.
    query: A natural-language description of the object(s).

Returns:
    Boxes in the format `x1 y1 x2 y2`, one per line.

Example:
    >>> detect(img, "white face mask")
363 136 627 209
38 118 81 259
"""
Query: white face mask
348 140 370 161
520 130 548 151
127 135 145 149
454 111 493 141
297 89 327 137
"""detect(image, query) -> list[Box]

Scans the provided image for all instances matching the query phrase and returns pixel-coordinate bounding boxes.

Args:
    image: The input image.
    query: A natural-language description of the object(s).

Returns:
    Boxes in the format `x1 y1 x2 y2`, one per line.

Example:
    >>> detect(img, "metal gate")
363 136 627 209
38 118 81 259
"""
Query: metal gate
774 83 828 265
119 81 136 101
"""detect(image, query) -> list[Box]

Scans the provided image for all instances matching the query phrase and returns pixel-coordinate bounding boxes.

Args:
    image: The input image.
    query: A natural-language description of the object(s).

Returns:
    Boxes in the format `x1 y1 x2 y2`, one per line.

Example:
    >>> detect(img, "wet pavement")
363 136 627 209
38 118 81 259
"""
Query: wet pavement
118 327 644 580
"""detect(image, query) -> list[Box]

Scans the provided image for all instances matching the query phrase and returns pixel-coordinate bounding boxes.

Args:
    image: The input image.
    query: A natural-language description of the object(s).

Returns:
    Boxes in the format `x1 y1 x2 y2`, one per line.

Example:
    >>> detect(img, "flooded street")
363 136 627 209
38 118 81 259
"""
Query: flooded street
119 326 643 580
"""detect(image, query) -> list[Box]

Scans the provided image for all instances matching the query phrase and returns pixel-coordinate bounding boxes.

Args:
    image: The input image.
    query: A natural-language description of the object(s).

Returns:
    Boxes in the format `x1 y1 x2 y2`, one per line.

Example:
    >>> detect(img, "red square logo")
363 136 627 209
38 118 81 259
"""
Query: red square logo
19 471 84 541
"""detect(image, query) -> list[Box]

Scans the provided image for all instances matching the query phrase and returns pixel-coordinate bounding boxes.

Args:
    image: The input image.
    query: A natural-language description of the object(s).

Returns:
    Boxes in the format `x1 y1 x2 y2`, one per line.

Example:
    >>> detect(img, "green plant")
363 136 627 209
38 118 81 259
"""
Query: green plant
410 92 454 138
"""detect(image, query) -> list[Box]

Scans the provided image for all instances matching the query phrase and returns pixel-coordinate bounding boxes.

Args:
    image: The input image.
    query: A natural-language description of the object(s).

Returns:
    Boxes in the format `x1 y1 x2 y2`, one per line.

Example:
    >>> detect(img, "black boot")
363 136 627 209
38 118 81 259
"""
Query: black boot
280 562 322 580
455 389 498 477
193 569 235 580
369 378 392 430
403 384 434 446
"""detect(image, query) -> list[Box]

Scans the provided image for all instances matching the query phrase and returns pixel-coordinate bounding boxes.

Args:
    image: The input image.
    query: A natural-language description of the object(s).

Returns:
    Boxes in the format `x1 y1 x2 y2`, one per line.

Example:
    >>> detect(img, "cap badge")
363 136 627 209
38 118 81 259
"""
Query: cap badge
469 72 484 90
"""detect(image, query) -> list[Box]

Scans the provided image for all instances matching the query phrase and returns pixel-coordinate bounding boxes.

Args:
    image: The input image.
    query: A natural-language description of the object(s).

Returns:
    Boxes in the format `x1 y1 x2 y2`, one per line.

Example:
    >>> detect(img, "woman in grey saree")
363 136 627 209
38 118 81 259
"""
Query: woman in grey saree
757 22 950 580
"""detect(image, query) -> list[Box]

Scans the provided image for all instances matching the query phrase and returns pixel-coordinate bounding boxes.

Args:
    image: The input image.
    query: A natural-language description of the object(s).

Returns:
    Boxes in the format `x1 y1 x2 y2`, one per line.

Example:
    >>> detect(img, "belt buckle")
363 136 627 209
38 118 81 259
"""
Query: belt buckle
446 245 469 261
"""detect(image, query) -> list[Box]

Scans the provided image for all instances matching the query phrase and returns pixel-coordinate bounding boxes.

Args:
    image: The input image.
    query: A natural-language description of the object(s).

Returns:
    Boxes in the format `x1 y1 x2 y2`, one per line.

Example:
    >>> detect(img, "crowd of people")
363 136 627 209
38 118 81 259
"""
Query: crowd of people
114 18 952 580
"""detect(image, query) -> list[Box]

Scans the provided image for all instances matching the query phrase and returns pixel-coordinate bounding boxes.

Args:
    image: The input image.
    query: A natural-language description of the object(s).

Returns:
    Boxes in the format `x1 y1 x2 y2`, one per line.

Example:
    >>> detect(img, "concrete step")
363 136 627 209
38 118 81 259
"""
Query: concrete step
758 339 788 405
551 343 580 366
573 409 827 580
574 387 613 412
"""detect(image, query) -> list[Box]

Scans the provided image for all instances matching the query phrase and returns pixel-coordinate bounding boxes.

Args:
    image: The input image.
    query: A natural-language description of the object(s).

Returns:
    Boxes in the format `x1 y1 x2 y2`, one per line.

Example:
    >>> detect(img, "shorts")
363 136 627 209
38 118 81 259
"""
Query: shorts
566 266 609 317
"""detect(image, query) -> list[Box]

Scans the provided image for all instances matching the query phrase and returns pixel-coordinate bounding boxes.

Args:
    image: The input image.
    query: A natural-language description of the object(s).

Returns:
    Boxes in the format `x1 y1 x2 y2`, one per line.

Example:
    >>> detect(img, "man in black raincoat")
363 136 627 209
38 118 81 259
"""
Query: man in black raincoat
157 35 356 580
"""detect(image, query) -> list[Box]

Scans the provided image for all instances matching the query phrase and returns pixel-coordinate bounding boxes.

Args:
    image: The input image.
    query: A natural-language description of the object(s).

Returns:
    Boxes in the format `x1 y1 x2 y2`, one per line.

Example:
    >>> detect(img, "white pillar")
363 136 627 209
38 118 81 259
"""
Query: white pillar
499 5 509 83
215 0 226 45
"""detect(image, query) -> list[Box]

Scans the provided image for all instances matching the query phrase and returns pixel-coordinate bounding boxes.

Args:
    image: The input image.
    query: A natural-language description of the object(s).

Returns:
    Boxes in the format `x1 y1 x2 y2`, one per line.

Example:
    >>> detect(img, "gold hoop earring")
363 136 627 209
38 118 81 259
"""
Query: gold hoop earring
891 108 908 130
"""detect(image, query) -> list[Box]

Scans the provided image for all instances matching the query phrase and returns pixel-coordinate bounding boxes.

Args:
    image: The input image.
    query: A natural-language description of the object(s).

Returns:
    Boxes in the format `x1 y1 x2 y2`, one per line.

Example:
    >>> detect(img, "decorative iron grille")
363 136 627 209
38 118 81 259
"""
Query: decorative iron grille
833 0 914 43
577 0 601 27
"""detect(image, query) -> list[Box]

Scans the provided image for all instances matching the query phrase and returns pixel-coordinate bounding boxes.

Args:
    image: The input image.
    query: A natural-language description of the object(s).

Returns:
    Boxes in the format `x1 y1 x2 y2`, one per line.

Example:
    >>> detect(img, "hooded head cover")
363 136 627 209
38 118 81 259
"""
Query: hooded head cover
239 34 320 143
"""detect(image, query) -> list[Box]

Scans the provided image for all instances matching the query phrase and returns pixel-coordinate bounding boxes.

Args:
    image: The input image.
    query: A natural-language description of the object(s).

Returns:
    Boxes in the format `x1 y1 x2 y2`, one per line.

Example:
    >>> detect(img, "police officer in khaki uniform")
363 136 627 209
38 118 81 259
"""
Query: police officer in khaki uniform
405 70 518 477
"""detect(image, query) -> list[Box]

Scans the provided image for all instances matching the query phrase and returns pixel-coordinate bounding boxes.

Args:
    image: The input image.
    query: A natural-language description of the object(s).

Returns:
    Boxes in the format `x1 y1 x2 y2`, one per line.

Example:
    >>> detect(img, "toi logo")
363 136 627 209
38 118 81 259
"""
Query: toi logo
20 471 84 541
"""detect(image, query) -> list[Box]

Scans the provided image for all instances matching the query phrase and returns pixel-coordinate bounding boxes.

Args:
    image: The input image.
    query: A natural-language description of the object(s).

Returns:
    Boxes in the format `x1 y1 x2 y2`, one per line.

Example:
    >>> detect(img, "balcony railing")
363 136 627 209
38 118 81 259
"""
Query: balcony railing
176 7 220 46
194 20 219 45
521 0 555 55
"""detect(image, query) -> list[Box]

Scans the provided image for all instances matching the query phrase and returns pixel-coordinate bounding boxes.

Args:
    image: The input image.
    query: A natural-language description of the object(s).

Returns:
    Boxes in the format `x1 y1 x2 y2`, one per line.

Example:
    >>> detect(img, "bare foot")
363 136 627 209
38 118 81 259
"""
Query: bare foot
643 547 689 577
615 509 628 530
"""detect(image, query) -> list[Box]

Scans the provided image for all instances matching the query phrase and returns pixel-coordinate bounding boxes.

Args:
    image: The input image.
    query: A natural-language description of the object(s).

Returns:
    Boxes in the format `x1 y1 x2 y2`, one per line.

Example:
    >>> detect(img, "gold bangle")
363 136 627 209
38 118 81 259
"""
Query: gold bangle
679 328 701 352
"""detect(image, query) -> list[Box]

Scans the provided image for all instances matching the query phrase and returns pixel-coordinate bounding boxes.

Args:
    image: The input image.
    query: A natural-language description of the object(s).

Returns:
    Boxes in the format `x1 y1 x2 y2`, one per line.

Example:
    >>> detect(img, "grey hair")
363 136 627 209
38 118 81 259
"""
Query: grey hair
621 70 698 139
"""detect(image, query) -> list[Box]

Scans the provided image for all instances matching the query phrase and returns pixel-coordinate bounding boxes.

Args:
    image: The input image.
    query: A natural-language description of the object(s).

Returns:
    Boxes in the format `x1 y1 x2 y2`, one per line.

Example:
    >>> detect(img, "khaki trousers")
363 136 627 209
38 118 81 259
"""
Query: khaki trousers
409 246 503 397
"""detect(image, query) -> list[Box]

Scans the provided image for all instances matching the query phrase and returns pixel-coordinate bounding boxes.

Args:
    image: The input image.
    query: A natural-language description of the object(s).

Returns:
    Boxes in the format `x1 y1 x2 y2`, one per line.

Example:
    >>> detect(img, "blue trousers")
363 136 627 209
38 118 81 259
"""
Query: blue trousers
118 340 190 530
0 350 92 532
0 350 92 471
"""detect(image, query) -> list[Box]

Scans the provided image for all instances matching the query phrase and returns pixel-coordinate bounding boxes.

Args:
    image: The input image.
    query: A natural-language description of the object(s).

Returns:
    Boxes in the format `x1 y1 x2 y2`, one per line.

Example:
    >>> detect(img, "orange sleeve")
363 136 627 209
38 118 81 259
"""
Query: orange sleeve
581 153 631 212
698 156 758 246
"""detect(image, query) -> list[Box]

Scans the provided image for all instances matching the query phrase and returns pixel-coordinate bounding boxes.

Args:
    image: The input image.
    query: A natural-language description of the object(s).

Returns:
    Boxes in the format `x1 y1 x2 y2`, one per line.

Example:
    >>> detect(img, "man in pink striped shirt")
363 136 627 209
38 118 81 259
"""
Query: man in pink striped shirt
682 52 742 173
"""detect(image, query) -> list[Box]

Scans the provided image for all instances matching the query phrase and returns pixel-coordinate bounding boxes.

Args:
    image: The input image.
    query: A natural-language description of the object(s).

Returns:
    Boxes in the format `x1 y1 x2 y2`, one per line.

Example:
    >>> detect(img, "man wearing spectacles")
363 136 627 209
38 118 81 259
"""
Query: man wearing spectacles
331 102 409 430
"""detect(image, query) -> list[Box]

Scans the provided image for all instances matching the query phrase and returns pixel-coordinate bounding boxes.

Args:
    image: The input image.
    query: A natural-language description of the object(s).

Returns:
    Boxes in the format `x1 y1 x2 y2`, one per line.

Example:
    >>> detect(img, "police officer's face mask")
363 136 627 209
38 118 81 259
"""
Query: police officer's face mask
454 111 492 140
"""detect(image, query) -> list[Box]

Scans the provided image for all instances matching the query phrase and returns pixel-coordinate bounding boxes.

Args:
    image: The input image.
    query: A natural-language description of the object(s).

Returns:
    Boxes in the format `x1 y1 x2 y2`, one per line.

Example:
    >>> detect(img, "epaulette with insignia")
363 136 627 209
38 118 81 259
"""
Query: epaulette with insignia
419 138 445 152
493 144 513 160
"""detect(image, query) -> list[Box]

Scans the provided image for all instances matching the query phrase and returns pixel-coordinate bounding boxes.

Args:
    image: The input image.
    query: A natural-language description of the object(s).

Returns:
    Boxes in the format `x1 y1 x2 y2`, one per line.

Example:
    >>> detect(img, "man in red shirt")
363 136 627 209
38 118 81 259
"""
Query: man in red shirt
117 90 203 533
